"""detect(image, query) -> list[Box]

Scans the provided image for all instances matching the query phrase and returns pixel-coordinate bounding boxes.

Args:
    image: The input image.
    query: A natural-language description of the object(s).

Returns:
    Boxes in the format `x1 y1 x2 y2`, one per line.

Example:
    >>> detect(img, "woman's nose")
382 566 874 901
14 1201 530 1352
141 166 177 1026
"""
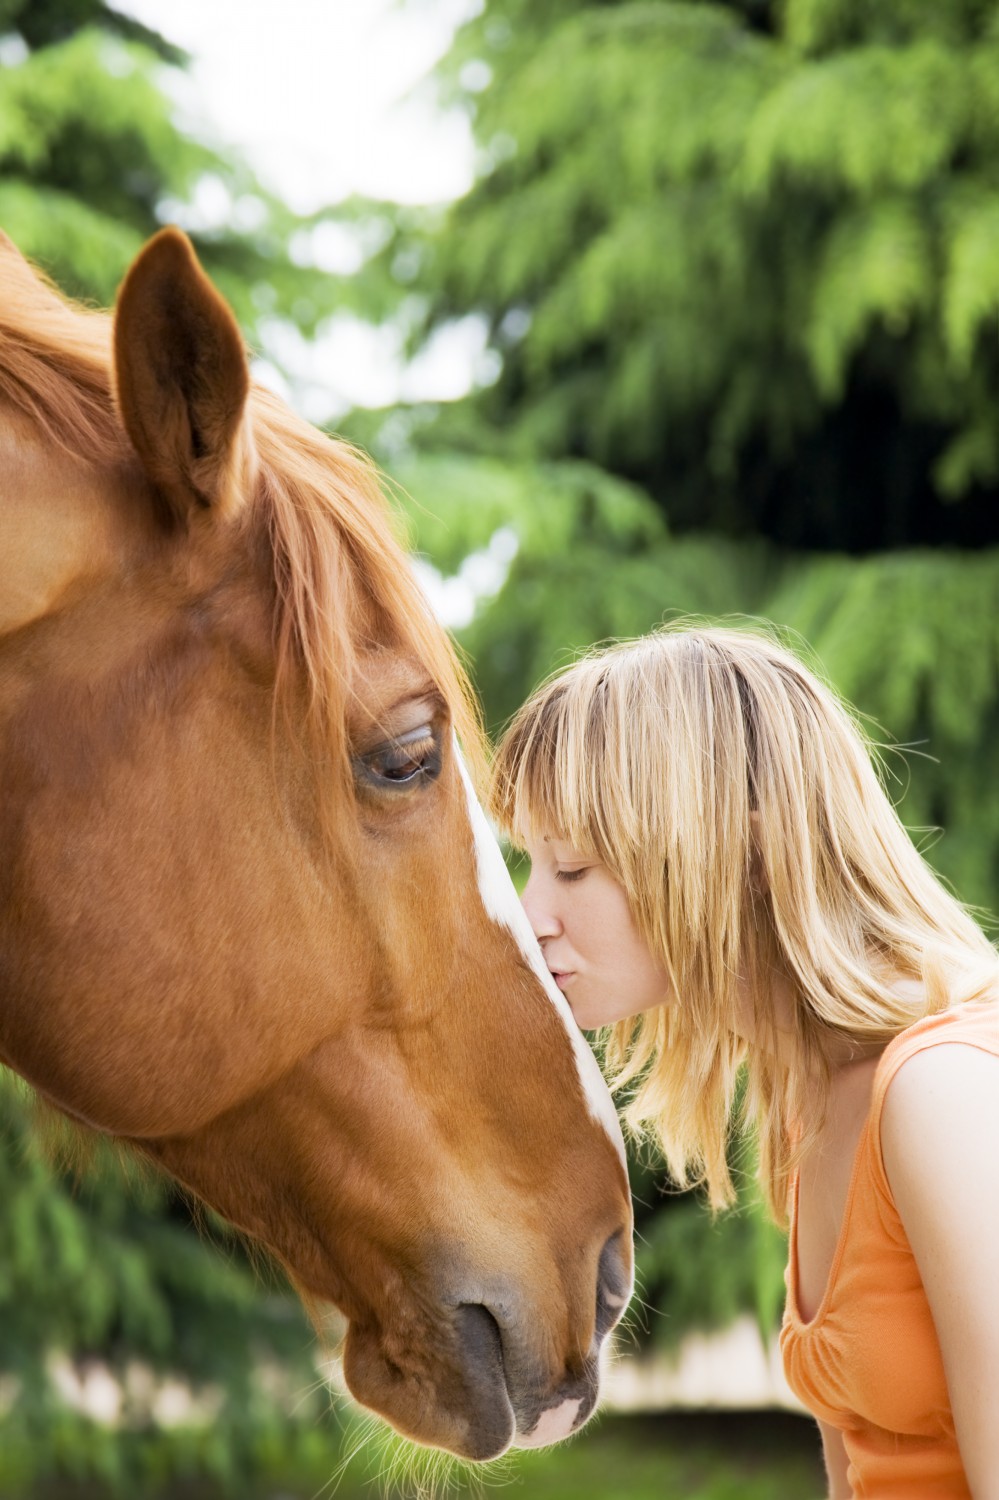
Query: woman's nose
520 871 561 941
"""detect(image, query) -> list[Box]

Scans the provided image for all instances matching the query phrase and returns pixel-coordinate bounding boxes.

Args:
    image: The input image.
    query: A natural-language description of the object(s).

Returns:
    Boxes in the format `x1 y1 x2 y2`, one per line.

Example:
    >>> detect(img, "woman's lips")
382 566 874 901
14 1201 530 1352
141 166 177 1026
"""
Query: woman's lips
549 970 573 991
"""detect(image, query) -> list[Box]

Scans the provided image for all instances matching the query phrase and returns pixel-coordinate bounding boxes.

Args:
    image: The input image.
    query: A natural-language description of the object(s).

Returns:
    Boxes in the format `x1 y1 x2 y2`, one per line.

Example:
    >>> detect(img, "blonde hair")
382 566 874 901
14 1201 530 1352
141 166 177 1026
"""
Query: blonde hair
490 623 998 1221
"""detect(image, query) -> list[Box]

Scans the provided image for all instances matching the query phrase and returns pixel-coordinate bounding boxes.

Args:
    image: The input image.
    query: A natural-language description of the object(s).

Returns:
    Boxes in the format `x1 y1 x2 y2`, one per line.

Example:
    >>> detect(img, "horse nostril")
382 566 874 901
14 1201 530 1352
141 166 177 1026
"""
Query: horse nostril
456 1302 506 1379
451 1303 515 1459
595 1229 631 1340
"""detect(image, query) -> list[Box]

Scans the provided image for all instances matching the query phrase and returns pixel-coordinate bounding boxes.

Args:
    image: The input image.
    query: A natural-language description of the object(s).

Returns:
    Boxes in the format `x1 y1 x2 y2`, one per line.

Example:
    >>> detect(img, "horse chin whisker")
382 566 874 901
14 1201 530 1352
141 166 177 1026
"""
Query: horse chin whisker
295 1285 347 1341
314 1299 350 1348
288 1369 337 1419
310 1370 522 1500
314 1409 382 1500
613 1299 650 1348
344 1422 518 1500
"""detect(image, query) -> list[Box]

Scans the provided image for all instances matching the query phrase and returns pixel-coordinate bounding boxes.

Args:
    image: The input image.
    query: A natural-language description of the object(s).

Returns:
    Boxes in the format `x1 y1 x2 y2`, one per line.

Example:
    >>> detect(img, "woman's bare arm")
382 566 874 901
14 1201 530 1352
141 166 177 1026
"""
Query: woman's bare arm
817 1419 851 1498
881 1043 999 1500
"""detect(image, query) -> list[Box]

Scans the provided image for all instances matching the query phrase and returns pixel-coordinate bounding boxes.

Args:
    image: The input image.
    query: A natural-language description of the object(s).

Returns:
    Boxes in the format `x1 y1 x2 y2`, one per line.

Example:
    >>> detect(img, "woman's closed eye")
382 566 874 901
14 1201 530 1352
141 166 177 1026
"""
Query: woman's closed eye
555 867 589 883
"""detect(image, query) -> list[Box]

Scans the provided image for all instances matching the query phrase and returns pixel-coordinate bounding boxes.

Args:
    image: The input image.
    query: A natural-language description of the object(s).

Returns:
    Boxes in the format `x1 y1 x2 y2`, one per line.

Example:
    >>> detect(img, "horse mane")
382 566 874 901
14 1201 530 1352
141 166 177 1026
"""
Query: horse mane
0 244 484 807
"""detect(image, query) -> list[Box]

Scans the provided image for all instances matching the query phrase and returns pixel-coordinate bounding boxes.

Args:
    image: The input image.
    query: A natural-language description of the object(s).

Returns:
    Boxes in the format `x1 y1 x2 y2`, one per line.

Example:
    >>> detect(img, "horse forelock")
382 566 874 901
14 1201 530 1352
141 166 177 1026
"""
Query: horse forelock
250 391 485 824
0 253 485 821
0 251 123 468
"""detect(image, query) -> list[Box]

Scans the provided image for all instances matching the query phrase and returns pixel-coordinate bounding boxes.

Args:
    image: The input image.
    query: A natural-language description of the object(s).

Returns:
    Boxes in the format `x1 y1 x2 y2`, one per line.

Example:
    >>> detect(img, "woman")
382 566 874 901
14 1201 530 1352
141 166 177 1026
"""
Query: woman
489 624 999 1498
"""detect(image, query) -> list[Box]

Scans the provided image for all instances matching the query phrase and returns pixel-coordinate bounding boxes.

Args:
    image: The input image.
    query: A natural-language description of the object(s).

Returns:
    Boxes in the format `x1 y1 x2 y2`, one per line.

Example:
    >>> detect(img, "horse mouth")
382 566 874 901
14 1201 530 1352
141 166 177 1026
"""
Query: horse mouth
456 1301 600 1453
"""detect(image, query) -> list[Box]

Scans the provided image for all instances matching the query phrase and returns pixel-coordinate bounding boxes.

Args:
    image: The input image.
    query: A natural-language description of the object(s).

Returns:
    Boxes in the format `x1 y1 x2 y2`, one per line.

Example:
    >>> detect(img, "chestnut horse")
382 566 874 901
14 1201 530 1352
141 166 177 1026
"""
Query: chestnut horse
0 229 632 1460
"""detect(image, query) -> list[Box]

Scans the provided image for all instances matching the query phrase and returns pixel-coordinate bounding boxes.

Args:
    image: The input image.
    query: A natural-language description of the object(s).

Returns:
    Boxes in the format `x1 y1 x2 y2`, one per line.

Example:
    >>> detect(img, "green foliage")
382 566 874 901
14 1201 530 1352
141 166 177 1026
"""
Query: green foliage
391 451 664 576
767 548 999 912
0 1 353 342
356 0 999 550
628 1154 787 1351
0 1072 336 1492
804 199 933 401
742 42 969 195
0 0 181 57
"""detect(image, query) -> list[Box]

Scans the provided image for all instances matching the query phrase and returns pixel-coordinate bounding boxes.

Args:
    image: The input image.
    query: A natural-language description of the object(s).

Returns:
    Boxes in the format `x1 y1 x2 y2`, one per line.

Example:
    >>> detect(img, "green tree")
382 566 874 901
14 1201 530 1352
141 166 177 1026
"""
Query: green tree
362 0 999 549
0 0 345 338
0 1072 342 1494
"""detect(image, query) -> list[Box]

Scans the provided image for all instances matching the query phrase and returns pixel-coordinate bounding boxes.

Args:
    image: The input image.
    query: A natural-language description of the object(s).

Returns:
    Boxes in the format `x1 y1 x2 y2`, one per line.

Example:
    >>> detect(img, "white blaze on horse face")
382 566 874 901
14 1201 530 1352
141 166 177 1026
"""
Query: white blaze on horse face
457 756 627 1168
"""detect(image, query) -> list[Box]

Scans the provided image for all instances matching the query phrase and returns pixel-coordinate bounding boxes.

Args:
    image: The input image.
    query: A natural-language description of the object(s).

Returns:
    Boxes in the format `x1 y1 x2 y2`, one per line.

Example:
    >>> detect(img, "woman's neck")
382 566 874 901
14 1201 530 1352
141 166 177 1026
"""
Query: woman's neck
735 966 911 1074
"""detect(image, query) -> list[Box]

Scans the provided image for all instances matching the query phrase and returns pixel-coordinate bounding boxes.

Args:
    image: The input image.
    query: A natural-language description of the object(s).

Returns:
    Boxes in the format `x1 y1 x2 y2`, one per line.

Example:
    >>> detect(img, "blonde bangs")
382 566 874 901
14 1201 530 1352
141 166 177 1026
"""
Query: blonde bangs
489 658 626 866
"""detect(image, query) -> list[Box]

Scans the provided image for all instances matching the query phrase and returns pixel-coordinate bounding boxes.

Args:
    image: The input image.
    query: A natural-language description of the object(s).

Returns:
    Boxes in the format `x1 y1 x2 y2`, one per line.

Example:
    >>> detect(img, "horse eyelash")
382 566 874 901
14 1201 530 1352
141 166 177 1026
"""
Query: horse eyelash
360 726 440 785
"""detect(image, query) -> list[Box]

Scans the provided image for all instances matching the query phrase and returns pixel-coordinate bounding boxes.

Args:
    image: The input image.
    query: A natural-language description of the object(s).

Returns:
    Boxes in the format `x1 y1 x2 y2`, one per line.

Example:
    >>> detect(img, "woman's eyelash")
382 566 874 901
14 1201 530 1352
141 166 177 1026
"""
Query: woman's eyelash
555 868 587 883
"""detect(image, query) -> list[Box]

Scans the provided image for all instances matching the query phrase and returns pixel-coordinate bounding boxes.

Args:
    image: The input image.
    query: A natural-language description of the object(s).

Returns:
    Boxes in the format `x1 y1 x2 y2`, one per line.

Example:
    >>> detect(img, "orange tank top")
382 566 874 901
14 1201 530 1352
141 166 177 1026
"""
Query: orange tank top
780 999 999 1498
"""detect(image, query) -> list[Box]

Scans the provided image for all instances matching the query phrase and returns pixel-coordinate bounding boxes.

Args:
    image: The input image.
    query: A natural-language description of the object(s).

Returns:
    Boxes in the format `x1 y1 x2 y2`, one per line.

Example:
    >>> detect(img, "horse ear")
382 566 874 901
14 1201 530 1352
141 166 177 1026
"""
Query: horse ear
114 227 255 523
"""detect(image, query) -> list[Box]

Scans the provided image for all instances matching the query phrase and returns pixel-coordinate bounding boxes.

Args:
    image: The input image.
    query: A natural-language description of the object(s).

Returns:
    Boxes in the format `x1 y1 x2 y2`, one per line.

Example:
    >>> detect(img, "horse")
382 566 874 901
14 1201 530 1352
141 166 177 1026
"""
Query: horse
0 228 632 1461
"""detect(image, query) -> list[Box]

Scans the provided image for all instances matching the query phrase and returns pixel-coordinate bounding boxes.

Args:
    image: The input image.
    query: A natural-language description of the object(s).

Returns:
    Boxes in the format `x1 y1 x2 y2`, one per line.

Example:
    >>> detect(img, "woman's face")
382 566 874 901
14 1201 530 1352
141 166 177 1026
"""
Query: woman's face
521 834 671 1029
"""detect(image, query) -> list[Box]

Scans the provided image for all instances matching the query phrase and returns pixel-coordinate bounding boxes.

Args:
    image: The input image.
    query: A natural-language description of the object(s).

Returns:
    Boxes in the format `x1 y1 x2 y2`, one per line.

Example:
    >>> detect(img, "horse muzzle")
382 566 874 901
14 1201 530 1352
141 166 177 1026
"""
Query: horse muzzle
340 1228 632 1461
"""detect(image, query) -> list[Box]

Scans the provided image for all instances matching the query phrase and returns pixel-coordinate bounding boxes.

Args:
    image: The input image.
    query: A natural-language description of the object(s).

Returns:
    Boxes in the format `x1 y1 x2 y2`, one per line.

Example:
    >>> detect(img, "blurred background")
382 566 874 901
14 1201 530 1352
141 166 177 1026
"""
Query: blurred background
2 0 997 1495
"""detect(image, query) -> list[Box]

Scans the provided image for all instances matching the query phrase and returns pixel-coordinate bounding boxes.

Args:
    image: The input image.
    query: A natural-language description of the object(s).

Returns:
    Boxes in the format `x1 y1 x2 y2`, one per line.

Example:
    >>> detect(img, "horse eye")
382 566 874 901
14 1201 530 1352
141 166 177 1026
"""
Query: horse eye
358 726 440 789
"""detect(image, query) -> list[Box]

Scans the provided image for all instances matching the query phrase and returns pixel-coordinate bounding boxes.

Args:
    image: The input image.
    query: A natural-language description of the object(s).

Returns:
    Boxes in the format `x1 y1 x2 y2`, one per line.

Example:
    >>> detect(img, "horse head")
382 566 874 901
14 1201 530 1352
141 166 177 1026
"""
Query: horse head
0 229 632 1459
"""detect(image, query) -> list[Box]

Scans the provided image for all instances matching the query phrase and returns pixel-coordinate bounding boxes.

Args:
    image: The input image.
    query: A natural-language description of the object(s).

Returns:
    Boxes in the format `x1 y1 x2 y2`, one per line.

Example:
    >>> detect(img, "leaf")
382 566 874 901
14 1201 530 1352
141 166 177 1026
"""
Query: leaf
806 199 934 398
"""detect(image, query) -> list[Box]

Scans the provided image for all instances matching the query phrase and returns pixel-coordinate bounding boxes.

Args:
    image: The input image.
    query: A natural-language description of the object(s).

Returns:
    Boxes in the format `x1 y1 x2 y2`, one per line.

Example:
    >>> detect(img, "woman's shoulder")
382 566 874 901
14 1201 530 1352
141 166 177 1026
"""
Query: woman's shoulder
872 997 999 1195
874 994 999 1100
878 1025 999 1242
